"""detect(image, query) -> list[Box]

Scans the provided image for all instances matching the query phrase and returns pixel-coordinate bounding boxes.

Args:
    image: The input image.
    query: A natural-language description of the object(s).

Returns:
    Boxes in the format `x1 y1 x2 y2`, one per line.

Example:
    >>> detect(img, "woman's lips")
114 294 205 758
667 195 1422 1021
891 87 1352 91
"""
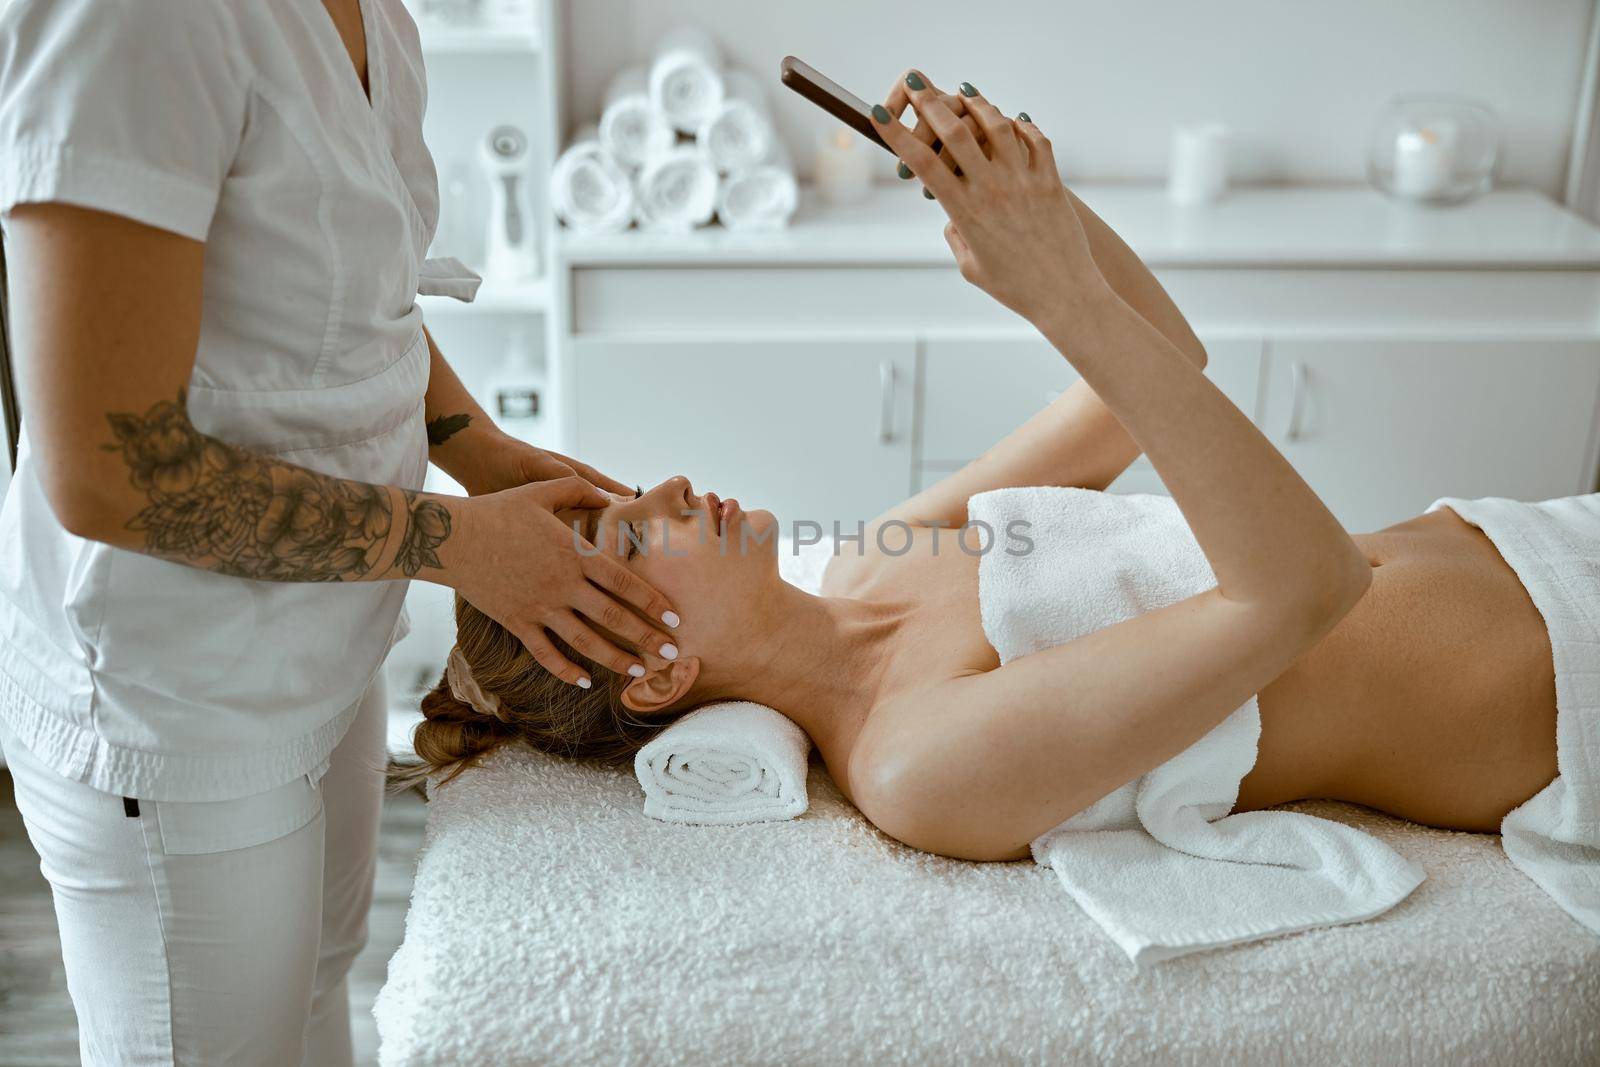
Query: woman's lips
704 492 722 536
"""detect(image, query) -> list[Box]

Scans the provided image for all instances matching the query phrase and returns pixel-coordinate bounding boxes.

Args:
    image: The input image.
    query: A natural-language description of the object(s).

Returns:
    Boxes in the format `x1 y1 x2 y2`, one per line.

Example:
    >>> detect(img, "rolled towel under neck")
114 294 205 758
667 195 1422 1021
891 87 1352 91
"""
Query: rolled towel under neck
649 26 724 135
635 145 718 232
599 67 674 169
634 702 811 825
551 124 636 234
697 68 775 174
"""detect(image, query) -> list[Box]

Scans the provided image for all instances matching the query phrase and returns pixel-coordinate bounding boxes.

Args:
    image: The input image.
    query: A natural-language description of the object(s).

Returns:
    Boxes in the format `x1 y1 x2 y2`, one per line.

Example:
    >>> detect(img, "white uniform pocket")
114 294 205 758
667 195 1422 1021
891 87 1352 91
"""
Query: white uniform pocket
152 772 324 856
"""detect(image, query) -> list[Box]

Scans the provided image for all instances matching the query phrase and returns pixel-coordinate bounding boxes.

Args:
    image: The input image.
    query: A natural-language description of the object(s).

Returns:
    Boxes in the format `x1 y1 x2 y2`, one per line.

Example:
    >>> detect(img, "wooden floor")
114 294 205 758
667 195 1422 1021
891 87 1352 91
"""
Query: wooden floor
0 769 427 1066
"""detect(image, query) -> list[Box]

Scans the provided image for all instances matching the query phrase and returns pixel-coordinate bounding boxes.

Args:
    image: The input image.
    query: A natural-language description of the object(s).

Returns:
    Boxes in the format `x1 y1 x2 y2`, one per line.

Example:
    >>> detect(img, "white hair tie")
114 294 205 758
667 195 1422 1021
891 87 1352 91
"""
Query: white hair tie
446 646 506 721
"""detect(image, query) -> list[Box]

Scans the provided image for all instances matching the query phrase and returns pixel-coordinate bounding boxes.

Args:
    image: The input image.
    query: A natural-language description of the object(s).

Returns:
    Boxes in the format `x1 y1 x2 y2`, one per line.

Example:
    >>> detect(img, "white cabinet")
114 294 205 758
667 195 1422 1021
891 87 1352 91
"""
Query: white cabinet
572 337 916 527
917 335 1264 494
1258 337 1600 532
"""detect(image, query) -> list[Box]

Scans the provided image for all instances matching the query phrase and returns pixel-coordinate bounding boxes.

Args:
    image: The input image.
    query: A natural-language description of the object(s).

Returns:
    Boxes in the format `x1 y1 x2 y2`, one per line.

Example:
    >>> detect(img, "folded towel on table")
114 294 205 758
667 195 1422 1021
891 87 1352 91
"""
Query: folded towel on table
631 539 829 824
696 68 775 174
635 145 718 232
968 486 1426 967
551 124 636 234
599 67 675 170
1427 492 1600 938
649 26 724 134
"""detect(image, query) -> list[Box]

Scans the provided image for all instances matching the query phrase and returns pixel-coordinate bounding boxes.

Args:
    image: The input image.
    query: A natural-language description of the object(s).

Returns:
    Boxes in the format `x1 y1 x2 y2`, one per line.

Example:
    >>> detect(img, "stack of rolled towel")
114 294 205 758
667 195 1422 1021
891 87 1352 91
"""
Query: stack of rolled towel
551 27 798 235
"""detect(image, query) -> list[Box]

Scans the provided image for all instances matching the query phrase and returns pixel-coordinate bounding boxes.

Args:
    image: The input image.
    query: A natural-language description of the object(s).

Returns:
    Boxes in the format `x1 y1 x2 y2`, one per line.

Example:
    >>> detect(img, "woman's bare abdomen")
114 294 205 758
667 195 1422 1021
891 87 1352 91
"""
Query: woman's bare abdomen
1240 508 1559 831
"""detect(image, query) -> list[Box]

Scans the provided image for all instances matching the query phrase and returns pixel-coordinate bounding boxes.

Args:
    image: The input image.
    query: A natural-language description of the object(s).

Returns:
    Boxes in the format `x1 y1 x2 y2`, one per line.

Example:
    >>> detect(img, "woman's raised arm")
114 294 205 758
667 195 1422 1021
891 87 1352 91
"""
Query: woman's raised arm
848 80 1370 861
873 75 1208 530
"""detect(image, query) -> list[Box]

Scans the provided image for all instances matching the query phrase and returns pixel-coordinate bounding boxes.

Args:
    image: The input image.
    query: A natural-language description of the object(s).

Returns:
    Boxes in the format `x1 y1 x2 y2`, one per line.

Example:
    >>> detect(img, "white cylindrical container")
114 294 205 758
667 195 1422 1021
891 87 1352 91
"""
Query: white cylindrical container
600 67 675 170
1167 123 1229 206
814 128 872 206
635 145 718 232
550 123 636 234
697 68 776 174
649 26 725 134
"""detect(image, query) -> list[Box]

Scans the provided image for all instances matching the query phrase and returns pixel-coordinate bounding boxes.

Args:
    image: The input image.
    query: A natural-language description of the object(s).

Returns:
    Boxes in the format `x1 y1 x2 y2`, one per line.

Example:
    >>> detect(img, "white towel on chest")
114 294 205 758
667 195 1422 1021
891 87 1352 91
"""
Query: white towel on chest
968 486 1426 968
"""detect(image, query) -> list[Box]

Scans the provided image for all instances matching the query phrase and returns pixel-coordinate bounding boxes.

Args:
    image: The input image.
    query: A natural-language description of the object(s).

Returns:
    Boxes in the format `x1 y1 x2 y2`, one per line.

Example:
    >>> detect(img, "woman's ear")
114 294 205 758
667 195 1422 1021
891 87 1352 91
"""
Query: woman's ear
620 657 701 715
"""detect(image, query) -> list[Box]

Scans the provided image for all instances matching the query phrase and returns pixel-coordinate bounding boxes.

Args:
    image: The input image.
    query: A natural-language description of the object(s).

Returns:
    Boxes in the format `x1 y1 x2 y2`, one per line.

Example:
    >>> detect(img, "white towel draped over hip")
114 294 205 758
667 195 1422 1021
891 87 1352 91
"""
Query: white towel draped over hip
1427 493 1600 938
969 486 1426 968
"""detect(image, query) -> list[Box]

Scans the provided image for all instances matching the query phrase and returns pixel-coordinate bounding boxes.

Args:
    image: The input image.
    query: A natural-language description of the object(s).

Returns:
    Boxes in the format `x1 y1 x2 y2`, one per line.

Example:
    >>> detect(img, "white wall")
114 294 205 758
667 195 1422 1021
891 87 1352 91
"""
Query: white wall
563 0 1594 195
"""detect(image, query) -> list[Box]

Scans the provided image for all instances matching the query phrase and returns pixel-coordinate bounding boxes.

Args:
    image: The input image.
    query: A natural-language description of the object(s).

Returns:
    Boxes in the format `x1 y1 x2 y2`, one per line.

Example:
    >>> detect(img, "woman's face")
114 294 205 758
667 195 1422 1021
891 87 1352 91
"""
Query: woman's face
558 474 783 669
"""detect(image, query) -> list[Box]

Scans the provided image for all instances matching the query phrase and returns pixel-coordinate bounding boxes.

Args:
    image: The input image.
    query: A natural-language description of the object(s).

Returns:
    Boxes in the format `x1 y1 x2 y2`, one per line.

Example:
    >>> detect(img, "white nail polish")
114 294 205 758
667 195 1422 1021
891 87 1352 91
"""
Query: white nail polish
660 643 678 661
577 676 592 689
662 610 681 628
628 664 646 678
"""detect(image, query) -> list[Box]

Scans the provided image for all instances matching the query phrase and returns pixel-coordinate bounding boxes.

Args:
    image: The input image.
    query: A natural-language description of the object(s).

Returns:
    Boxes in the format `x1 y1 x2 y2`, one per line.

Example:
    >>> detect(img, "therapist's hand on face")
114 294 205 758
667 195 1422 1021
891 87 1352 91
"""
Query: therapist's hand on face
457 429 634 498
444 476 681 688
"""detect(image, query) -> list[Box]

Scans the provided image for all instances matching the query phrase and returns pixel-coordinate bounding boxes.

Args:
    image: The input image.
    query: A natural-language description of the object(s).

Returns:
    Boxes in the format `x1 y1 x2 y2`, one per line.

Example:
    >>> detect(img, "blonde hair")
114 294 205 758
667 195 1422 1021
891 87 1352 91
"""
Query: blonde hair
387 595 687 790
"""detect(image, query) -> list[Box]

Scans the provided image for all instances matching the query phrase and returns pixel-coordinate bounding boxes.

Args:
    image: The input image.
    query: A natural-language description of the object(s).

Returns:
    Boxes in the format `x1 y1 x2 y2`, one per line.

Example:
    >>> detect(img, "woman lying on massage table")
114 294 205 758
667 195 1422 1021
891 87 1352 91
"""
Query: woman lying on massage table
394 72 1561 863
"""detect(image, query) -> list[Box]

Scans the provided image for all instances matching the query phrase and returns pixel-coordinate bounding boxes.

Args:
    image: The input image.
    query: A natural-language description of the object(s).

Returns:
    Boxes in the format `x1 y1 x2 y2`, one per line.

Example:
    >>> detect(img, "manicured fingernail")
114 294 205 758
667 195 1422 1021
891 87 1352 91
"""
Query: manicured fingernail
662 610 680 628
627 664 645 678
871 104 891 124
905 72 925 91
923 188 936 200
960 82 978 98
897 162 913 180
1018 111 1032 123
577 676 592 689
660 643 678 661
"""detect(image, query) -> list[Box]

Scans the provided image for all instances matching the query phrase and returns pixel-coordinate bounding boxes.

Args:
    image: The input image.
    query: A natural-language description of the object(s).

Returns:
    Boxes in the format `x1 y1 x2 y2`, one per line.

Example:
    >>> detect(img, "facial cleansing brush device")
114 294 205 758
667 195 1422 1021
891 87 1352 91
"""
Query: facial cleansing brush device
480 124 539 282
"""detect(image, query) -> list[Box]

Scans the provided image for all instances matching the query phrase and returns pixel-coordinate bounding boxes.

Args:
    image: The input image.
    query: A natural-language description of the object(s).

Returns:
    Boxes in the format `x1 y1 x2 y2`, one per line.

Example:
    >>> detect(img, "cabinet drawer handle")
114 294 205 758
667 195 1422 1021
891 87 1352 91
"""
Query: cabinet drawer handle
1286 358 1309 442
879 361 896 444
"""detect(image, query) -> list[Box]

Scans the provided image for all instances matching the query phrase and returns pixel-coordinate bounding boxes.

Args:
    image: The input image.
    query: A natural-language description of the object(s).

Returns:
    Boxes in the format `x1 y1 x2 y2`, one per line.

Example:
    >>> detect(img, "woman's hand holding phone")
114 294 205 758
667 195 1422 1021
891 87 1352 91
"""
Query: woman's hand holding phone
873 73 1109 325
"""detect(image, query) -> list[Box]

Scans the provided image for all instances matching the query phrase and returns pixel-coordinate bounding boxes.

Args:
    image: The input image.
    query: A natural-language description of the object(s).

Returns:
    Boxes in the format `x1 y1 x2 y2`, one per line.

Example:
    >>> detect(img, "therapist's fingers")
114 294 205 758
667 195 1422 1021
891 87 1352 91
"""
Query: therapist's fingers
530 474 611 512
958 84 1022 167
902 74 987 177
581 551 682 631
548 451 633 496
573 585 677 672
549 609 652 681
516 625 591 688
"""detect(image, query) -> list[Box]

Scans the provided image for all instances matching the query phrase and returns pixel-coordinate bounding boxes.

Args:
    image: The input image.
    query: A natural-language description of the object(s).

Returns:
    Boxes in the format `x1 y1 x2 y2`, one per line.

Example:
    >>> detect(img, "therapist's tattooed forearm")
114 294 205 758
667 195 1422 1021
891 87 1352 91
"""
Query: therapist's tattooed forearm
426 412 472 447
102 391 452 581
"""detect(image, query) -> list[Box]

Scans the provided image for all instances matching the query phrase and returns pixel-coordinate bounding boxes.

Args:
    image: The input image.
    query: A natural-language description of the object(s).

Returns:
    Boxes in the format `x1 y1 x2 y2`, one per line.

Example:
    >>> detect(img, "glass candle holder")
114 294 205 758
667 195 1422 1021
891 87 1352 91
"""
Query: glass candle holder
1367 95 1499 207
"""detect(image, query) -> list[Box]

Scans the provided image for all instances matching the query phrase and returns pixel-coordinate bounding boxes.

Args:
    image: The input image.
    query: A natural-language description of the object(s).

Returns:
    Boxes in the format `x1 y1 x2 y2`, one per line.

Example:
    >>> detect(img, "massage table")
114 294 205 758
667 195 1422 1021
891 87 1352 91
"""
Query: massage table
373 745 1598 1066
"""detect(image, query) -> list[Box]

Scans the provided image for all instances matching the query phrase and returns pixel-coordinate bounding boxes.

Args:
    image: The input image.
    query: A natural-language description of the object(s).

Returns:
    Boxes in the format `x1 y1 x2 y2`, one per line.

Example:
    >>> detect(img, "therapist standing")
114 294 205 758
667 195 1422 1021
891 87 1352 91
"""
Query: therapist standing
0 1 681 1063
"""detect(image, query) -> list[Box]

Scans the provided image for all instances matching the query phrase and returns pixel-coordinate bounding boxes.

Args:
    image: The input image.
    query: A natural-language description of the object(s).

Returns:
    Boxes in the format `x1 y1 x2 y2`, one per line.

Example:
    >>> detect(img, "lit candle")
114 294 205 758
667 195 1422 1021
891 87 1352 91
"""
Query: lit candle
814 128 872 206
1393 124 1457 199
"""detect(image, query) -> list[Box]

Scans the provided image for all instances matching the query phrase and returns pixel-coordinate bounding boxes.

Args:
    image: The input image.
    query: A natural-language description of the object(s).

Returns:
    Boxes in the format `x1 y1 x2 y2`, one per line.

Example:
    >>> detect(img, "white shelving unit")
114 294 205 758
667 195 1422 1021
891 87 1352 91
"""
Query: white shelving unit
389 1 566 729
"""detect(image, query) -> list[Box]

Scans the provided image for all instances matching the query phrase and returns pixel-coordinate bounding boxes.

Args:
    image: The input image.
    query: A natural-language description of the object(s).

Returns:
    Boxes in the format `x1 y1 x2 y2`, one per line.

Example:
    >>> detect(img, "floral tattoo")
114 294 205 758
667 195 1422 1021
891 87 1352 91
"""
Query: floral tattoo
104 391 451 580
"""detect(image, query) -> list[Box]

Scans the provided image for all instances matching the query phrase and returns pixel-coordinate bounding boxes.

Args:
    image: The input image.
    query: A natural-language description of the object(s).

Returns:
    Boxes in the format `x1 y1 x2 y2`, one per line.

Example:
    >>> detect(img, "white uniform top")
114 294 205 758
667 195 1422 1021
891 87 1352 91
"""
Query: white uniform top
0 0 471 800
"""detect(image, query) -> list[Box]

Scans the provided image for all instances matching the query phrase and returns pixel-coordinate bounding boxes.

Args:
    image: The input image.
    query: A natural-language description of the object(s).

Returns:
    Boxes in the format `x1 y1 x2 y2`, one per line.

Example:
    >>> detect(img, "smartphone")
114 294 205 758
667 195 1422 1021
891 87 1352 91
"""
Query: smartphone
779 56 895 155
